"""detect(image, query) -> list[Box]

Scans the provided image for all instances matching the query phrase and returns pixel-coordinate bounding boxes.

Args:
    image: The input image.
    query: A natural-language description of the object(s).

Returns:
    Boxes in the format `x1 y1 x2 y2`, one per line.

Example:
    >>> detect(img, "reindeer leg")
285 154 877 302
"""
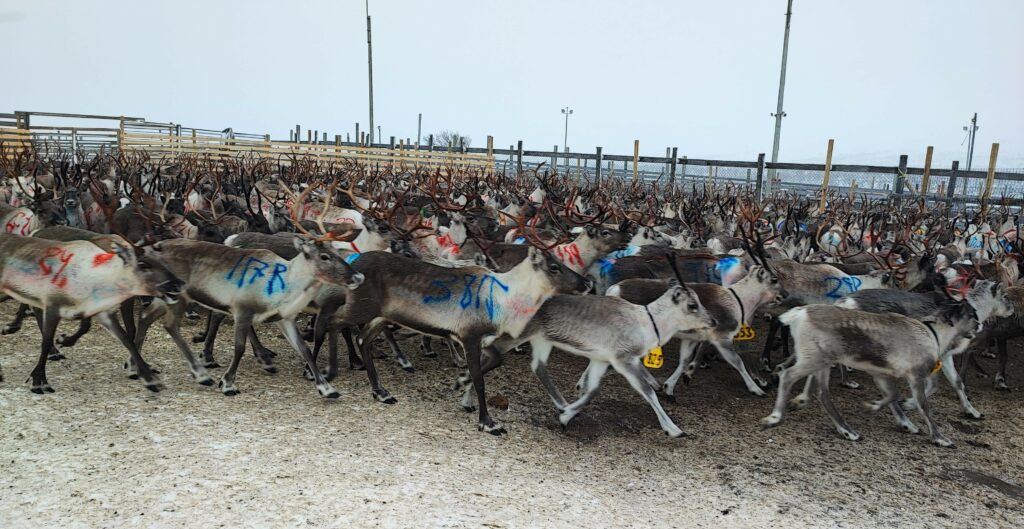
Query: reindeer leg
95 312 161 392
56 317 91 349
27 306 59 393
815 367 861 441
159 302 214 386
760 317 781 372
192 310 214 344
664 340 699 402
871 376 919 433
527 339 569 412
995 338 1010 390
247 327 277 374
358 318 396 404
420 336 437 358
615 358 687 438
762 357 823 429
838 364 862 390
325 329 340 382
383 326 413 372
219 313 253 396
278 318 339 398
465 334 504 435
120 300 137 345
341 326 363 371
1 303 31 335
200 312 227 368
561 361 611 426
909 375 954 447
789 374 816 410
937 351 983 418
458 344 509 410
447 339 467 368
712 339 768 396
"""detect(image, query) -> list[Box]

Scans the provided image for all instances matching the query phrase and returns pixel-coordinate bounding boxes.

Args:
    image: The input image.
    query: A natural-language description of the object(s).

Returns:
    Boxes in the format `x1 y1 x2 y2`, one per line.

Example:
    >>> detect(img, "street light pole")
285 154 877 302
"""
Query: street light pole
365 0 375 145
965 112 979 171
766 0 794 196
561 106 573 171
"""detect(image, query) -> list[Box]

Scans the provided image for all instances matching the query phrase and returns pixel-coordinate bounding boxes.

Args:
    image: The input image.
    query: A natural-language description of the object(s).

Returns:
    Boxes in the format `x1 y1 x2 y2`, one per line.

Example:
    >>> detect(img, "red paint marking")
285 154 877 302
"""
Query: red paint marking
38 247 75 288
553 243 583 269
350 242 361 253
4 211 31 235
437 233 461 256
93 252 115 267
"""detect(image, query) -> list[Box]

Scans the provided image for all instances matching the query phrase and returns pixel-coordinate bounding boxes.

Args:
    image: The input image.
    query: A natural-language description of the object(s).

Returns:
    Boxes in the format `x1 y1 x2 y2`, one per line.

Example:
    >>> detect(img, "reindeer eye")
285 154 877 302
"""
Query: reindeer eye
319 253 330 261
548 263 561 273
687 303 698 312
600 230 610 237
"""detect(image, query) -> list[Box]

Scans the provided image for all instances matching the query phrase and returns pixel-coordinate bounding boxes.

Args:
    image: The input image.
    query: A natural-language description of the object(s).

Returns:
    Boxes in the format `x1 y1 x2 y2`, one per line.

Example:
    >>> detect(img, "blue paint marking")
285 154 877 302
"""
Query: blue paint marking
597 258 616 281
421 273 509 320
607 246 640 259
268 263 288 295
226 255 288 296
345 253 361 264
968 235 984 249
513 237 526 244
824 276 863 299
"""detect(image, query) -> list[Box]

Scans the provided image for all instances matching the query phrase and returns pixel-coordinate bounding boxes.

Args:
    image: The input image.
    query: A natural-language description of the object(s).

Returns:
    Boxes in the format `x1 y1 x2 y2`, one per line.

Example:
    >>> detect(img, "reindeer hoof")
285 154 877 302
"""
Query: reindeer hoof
760 413 782 429
203 361 221 369
318 387 340 399
372 389 397 404
462 405 476 413
479 422 506 436
995 376 1009 391
197 377 214 387
144 381 163 393
185 310 200 321
48 352 65 361
667 430 689 439
1 325 21 335
840 430 863 442
402 366 415 373
219 379 239 396
191 334 206 344
663 393 677 403
964 408 984 420
840 380 862 390
932 437 955 448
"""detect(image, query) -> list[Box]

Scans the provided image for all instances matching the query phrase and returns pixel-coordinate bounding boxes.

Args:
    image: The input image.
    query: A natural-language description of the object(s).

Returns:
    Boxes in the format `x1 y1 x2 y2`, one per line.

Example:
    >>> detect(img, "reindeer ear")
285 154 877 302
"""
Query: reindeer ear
528 246 544 266
585 225 597 237
293 236 315 256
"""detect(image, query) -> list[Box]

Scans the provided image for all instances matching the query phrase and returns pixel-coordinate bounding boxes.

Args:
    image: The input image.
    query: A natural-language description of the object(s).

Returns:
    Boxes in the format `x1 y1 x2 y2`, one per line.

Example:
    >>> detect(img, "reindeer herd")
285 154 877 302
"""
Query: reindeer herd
1 147 1022 447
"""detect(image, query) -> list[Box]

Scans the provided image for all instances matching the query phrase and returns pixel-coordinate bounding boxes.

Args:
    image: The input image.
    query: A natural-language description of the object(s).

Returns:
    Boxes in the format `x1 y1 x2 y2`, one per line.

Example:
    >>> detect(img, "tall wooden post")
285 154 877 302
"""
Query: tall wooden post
818 138 835 213
632 140 639 182
920 146 934 196
982 143 1000 203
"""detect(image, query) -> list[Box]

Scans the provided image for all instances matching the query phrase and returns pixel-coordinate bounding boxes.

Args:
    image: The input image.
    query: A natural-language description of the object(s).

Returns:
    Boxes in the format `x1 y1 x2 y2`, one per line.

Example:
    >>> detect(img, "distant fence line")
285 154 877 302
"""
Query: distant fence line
2 111 1022 206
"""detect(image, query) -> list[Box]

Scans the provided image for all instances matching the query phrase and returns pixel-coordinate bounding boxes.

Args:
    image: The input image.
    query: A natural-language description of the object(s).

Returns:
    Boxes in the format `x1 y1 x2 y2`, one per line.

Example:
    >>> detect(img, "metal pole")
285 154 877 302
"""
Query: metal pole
366 0 375 144
767 0 794 195
967 112 978 171
417 113 422 148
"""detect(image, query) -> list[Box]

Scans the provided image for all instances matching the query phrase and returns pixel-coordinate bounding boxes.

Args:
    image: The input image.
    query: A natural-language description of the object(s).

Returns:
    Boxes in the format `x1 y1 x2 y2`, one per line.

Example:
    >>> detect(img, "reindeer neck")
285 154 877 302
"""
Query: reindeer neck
643 294 680 347
728 279 768 322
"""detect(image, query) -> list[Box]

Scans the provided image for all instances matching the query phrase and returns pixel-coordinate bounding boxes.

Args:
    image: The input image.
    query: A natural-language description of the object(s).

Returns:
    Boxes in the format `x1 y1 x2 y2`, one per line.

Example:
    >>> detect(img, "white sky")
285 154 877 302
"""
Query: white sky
2 0 1022 167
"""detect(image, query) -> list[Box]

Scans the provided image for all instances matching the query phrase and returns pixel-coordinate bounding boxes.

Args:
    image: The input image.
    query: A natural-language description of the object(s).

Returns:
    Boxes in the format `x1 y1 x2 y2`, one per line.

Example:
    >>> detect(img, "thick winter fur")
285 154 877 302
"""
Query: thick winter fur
605 265 786 397
488 282 716 437
335 246 591 434
764 304 981 447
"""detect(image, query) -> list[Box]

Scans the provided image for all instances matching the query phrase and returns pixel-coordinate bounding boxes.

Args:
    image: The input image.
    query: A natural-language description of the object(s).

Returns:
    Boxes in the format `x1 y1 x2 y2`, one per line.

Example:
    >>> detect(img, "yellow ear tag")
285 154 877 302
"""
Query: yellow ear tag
643 346 664 368
931 359 943 375
734 323 756 341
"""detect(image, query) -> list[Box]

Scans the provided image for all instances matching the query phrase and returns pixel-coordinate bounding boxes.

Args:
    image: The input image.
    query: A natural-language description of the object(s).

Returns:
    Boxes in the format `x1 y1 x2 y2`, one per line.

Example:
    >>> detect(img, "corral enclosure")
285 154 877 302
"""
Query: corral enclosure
2 110 1024 529
1 305 1022 528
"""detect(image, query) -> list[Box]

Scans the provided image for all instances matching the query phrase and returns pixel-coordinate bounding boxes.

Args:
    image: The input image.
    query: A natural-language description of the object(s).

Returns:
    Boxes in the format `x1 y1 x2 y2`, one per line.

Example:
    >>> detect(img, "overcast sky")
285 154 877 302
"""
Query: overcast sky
3 0 1022 167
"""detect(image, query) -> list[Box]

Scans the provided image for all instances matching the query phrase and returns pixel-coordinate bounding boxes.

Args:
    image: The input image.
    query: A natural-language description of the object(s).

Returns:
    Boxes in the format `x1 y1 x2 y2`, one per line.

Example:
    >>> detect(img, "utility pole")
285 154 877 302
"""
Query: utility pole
766 0 794 196
417 113 422 148
965 112 979 171
561 106 573 171
377 125 382 145
365 0 375 144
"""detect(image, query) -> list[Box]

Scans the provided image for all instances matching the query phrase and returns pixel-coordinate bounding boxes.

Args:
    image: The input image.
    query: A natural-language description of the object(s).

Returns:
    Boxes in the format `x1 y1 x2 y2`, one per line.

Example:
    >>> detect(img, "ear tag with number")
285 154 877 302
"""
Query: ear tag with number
734 323 756 341
643 346 664 368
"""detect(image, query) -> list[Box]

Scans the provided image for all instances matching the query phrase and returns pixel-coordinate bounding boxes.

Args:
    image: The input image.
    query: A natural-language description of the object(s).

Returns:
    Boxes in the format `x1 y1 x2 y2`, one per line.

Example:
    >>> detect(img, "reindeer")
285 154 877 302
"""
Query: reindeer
0 233 183 392
605 264 787 398
763 302 982 447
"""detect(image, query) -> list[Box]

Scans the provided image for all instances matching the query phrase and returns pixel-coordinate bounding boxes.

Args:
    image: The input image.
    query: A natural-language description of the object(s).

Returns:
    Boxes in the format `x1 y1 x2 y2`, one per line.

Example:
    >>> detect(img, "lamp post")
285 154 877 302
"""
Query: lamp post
561 106 573 171
766 0 794 197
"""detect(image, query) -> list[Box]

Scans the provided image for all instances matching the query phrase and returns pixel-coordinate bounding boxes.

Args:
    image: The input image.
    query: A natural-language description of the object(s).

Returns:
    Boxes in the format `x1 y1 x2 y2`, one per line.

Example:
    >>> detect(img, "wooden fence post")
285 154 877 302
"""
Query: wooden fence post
669 147 678 187
894 154 908 195
632 140 640 182
947 161 959 199
551 145 558 172
818 139 835 213
982 143 1000 204
755 153 766 198
920 146 933 196
595 146 603 185
516 140 524 174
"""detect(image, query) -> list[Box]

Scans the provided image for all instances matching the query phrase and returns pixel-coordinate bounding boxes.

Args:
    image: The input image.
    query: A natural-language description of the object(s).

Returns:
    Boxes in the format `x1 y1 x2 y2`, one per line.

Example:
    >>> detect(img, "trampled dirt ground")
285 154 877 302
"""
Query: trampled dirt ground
1 304 1022 529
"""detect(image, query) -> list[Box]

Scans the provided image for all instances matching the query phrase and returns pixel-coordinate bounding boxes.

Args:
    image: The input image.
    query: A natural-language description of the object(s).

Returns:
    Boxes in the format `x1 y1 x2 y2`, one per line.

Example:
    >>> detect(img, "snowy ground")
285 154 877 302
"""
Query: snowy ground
0 303 1022 529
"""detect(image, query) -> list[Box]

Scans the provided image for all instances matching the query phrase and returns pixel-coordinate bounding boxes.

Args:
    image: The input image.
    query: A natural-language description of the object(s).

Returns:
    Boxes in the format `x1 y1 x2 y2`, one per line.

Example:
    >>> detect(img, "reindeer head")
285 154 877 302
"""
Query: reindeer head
663 279 717 331
526 246 592 295
965 280 1013 322
133 244 185 304
293 236 365 290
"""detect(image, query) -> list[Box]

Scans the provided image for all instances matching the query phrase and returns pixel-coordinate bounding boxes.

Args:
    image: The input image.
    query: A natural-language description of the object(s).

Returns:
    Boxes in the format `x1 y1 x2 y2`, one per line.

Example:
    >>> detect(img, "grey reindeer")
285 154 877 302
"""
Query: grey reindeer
603 264 787 398
763 302 983 447
483 280 717 437
830 279 1012 419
